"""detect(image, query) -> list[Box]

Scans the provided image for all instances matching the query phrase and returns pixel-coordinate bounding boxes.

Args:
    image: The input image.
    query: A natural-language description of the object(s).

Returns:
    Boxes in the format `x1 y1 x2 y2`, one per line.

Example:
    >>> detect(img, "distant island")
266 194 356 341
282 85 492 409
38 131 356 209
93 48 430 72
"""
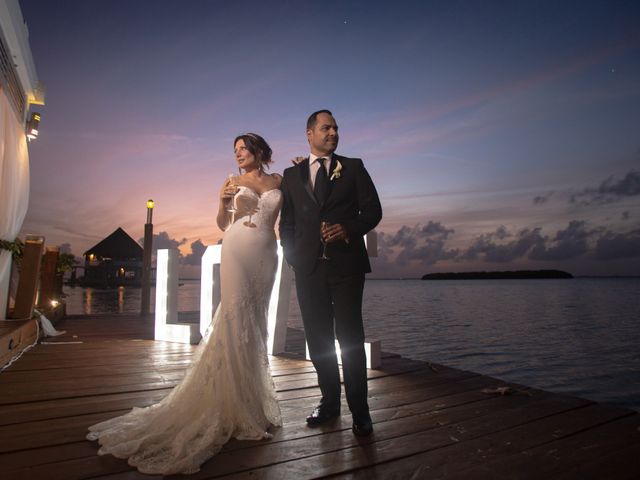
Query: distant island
421 270 573 280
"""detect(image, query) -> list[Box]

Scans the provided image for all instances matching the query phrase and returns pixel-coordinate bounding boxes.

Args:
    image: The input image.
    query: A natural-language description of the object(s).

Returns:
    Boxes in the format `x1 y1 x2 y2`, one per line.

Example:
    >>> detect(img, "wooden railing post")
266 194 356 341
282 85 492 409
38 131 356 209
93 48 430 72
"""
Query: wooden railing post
38 246 59 309
11 236 44 320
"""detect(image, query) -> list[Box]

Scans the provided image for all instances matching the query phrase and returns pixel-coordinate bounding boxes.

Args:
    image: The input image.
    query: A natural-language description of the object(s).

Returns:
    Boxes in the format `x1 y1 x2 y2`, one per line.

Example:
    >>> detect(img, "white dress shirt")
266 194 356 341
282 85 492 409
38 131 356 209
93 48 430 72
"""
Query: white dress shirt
308 153 332 190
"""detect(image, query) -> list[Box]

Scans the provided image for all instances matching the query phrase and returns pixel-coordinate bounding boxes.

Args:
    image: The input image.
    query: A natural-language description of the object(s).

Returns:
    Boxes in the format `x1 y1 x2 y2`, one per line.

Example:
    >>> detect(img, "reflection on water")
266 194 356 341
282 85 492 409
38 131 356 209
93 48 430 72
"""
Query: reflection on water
84 288 92 314
68 285 148 315
65 283 202 315
118 286 124 313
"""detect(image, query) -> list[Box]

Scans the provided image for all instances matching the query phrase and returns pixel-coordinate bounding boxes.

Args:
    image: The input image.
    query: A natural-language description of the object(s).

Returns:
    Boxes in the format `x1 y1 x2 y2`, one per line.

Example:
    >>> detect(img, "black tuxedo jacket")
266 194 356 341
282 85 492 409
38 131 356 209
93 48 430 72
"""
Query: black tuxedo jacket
279 154 382 276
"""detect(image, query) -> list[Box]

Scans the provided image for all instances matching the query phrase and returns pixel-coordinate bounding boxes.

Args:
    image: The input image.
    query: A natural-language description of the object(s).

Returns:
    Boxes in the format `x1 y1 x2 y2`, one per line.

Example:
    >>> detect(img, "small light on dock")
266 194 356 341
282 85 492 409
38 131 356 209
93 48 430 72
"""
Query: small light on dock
141 198 155 316
146 199 154 224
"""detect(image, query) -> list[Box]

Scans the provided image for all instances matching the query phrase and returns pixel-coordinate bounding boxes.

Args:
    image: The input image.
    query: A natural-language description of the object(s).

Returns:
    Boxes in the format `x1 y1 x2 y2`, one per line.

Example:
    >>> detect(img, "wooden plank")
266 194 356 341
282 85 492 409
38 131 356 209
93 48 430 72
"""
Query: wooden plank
4 449 135 480
444 413 640 479
552 442 640 480
4 352 194 372
0 411 127 453
342 402 636 479
0 441 98 474
0 362 194 384
0 375 186 405
0 389 170 426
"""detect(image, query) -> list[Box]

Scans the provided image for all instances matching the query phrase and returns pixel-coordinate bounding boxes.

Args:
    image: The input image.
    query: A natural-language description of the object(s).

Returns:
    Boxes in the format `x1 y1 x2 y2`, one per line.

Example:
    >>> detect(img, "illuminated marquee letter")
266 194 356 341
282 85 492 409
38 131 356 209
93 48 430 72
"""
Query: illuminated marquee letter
156 242 292 355
154 249 199 343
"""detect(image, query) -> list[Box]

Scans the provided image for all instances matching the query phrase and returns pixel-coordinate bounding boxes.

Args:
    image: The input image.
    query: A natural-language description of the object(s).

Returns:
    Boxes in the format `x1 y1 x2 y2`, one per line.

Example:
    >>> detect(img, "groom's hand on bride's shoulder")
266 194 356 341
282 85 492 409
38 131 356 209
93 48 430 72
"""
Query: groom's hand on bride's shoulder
291 156 305 165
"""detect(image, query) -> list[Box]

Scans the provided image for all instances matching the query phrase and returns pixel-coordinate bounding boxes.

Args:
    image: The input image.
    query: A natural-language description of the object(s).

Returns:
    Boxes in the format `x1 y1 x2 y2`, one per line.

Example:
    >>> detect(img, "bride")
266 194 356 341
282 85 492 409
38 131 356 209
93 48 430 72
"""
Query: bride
87 133 283 475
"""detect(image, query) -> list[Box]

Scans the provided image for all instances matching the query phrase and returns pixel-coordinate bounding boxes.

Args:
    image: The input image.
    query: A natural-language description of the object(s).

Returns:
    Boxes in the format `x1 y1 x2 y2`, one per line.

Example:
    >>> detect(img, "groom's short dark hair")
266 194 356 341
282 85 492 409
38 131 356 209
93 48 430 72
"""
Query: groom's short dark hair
307 109 333 130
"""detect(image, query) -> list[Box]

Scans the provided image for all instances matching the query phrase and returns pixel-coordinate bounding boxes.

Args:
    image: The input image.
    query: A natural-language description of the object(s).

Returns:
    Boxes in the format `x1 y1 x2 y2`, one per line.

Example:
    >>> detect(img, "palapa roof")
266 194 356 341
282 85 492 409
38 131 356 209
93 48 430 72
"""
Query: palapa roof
84 227 143 260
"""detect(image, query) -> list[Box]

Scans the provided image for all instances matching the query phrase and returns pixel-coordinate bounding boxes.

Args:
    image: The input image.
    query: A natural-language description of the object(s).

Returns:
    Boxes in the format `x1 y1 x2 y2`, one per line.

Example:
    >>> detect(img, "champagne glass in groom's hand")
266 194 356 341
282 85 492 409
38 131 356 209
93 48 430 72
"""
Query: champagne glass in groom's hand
319 221 331 260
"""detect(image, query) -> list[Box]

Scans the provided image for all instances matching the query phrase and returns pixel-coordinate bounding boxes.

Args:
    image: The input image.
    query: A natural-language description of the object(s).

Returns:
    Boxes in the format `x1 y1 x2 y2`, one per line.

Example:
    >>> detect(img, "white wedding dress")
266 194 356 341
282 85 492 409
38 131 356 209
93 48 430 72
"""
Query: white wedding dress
87 186 283 475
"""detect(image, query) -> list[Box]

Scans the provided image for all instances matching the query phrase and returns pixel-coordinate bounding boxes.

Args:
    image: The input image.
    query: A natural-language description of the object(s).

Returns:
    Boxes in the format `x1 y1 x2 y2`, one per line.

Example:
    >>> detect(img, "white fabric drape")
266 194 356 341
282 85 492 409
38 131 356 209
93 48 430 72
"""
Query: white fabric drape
0 89 30 319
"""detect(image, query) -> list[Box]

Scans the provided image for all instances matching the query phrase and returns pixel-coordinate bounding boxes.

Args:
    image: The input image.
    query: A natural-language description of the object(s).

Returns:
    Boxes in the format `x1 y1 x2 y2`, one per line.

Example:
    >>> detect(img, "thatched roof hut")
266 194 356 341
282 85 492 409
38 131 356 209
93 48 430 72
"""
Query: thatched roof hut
82 228 143 288
84 227 142 261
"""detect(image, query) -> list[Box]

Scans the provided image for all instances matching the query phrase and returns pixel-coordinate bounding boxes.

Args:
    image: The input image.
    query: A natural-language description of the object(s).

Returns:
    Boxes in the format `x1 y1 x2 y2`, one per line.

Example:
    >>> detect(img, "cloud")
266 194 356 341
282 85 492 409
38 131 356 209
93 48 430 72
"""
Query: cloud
594 229 640 260
461 226 546 262
57 242 82 263
601 170 640 196
420 221 455 239
139 231 186 259
149 231 186 253
183 239 207 265
529 220 595 261
380 218 639 270
532 191 554 205
459 221 602 263
377 221 459 267
492 225 511 240
570 170 640 206
622 210 630 220
58 243 73 254
139 232 208 266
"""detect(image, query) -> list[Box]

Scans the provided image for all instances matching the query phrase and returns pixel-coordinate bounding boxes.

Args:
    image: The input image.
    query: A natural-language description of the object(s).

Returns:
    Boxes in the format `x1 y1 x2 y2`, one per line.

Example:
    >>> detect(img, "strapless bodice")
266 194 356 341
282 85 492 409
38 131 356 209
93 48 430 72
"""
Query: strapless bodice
231 186 282 230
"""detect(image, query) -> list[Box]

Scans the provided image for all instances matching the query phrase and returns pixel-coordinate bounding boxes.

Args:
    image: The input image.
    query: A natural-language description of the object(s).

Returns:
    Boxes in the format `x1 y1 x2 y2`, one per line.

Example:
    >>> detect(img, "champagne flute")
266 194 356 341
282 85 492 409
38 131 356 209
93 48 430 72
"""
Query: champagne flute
243 202 257 228
226 174 239 213
319 220 331 260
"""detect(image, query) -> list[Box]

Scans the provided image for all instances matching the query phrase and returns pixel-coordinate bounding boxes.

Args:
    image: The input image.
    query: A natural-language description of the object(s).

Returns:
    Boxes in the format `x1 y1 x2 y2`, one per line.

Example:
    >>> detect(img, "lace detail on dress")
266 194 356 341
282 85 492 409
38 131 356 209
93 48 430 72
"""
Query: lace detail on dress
232 187 281 231
87 189 284 475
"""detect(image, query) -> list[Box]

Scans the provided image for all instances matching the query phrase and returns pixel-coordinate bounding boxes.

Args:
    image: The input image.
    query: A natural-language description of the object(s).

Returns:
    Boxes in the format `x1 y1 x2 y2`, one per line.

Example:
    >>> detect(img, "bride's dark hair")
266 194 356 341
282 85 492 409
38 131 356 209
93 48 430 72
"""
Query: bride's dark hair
234 133 273 171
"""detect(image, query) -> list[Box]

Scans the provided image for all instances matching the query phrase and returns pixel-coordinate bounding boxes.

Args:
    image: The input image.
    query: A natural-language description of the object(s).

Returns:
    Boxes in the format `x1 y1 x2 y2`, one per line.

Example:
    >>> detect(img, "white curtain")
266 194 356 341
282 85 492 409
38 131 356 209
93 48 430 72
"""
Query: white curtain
0 89 30 320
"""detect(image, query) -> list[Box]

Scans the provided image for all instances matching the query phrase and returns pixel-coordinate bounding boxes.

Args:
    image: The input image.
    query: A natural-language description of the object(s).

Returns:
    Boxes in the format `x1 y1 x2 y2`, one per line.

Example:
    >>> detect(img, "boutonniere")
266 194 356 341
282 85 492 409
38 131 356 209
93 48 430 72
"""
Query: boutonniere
330 161 342 180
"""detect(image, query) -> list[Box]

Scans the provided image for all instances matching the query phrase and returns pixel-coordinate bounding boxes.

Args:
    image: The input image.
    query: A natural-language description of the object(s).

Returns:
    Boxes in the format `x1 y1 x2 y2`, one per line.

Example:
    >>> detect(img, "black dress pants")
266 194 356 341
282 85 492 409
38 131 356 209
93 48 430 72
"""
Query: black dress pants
295 261 369 417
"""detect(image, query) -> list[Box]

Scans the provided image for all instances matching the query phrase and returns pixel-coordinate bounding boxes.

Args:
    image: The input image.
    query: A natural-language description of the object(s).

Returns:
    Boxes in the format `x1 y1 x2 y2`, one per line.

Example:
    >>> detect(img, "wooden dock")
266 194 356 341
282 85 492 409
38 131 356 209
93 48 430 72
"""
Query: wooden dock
1 314 639 479
0 319 38 368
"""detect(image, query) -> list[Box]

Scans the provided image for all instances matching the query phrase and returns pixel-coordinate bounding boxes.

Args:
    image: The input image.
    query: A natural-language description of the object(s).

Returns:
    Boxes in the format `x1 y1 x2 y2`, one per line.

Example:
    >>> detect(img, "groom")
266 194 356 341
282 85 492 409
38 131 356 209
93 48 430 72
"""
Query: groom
279 110 382 436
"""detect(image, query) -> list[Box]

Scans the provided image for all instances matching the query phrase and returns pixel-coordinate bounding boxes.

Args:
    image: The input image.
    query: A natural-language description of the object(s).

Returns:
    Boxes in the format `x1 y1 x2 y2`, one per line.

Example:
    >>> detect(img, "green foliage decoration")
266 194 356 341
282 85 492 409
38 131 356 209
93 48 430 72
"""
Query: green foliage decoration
0 238 24 262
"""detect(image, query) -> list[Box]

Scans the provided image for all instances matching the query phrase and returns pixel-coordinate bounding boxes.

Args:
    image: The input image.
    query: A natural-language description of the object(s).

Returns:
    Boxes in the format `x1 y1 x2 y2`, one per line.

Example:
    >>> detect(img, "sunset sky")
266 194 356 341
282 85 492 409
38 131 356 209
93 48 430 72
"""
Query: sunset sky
18 0 640 277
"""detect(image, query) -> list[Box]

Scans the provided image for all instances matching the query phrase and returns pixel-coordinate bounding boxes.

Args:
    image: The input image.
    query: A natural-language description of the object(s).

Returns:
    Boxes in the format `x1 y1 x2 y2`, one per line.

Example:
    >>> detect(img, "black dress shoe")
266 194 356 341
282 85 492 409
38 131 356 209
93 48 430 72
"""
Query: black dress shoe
352 417 373 436
306 405 340 426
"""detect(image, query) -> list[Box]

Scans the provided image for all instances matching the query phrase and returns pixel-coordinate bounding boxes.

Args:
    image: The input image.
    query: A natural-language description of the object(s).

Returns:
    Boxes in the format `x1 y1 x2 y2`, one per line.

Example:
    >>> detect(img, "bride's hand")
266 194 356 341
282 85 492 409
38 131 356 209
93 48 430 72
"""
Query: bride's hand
291 156 305 165
219 179 238 204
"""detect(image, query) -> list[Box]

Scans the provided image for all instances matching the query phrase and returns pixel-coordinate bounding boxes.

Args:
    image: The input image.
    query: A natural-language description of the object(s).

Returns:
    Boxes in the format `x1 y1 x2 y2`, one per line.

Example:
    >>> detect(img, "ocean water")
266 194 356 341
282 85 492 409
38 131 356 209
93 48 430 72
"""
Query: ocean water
63 278 640 411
